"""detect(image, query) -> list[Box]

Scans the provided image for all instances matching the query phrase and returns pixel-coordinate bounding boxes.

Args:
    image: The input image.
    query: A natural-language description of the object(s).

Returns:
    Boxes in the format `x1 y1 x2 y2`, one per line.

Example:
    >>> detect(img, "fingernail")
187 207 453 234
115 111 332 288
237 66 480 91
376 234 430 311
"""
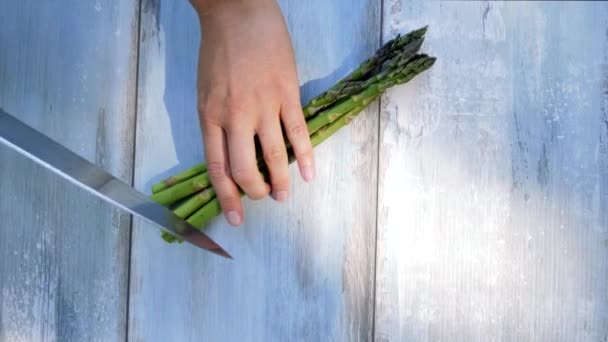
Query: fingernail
226 211 241 226
301 164 315 183
274 190 288 202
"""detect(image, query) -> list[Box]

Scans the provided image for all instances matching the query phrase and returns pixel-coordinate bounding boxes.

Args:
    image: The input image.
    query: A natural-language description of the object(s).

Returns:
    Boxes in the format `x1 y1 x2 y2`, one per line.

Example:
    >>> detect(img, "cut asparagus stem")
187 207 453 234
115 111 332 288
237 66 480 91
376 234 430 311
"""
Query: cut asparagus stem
151 164 207 194
161 231 182 243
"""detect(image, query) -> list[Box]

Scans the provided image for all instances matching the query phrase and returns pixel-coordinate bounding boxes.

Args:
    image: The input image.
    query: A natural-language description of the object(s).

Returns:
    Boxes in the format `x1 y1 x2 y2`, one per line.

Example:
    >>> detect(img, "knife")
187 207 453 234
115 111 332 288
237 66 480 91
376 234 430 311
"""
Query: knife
0 109 231 259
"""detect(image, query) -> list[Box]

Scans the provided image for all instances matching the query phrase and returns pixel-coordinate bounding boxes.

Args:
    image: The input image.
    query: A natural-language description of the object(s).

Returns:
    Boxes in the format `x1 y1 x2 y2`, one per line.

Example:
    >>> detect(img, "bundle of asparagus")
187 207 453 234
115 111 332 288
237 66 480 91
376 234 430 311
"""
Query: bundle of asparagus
151 27 435 243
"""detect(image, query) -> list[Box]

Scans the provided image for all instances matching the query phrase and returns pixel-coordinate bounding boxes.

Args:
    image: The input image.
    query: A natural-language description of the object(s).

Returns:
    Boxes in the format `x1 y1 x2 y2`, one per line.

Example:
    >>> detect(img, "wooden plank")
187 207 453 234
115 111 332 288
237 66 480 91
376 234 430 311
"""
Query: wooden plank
128 0 379 340
375 1 608 341
0 1 139 340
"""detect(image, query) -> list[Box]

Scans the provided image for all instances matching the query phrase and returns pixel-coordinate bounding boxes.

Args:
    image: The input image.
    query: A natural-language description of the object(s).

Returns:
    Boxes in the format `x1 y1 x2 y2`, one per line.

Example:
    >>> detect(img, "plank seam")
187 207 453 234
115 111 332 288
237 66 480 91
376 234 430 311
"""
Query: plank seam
125 0 143 340
371 0 384 340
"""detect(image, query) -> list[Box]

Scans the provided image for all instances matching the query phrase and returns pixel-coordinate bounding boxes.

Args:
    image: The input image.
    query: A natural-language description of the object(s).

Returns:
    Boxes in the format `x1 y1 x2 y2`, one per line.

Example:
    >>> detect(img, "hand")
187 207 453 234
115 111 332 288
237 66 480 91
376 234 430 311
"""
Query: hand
191 0 315 226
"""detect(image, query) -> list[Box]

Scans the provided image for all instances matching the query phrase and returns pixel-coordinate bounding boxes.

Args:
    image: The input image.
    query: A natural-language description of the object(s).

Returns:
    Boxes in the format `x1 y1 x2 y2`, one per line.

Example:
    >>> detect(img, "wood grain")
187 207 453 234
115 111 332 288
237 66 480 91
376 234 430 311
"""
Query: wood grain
128 0 380 340
375 1 608 341
0 1 139 340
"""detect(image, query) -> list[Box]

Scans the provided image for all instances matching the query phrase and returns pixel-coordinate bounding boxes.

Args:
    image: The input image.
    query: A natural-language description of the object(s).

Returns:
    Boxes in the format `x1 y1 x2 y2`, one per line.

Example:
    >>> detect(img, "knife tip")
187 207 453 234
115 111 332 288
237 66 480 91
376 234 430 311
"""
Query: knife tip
216 248 233 259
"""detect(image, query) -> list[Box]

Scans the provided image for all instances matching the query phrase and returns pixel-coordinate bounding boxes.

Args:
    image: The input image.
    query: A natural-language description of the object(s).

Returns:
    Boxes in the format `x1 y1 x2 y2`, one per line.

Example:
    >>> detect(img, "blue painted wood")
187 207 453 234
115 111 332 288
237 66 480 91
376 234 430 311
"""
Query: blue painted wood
0 1 138 340
128 0 380 341
376 1 608 341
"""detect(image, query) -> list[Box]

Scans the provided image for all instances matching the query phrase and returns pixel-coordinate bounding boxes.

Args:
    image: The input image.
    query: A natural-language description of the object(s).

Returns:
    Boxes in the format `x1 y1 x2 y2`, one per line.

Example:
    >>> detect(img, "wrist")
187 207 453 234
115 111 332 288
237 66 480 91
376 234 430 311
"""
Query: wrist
190 0 237 15
191 0 272 18
192 0 279 37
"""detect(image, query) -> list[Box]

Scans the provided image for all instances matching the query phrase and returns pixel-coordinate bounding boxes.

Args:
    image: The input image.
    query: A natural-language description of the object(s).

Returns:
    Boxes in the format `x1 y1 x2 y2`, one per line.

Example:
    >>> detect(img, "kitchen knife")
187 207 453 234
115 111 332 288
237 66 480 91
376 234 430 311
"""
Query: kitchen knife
0 109 231 259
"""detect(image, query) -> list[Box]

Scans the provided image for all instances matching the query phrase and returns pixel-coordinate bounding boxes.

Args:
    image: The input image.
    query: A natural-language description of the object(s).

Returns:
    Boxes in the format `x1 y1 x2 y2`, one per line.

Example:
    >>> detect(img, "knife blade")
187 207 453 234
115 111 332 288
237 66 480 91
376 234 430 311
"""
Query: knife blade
0 109 231 259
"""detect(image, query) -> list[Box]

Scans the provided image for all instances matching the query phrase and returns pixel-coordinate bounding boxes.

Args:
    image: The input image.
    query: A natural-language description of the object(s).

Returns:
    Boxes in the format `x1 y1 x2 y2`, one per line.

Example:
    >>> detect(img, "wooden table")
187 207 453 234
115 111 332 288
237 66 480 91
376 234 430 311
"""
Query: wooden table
1 1 607 341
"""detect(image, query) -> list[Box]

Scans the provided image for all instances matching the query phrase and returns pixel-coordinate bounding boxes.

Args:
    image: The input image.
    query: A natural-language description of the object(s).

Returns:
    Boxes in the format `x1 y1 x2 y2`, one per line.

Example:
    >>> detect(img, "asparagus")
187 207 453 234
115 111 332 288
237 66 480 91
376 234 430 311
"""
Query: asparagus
150 172 210 206
151 91 374 208
181 103 374 233
186 197 222 230
302 26 427 117
153 27 436 242
177 55 435 232
306 55 435 134
150 27 429 195
150 95 372 205
151 55 435 207
154 55 435 211
159 103 376 243
152 164 207 193
173 187 216 219
161 190 220 243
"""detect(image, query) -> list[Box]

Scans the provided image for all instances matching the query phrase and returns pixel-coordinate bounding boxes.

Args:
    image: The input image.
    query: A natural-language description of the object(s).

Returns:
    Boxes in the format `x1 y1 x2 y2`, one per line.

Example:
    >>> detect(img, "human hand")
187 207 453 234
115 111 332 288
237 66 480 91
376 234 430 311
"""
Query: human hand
191 0 314 226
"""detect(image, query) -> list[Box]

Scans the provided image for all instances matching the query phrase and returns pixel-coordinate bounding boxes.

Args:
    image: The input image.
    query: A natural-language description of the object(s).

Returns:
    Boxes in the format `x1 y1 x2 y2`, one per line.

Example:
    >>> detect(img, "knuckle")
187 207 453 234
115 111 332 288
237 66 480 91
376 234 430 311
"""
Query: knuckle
197 102 207 116
224 97 245 117
197 99 210 115
200 114 222 130
282 87 301 103
263 144 286 163
225 115 248 132
226 120 243 132
231 167 258 185
207 161 228 180
217 193 238 206
277 72 298 89
287 122 308 138
197 99 214 117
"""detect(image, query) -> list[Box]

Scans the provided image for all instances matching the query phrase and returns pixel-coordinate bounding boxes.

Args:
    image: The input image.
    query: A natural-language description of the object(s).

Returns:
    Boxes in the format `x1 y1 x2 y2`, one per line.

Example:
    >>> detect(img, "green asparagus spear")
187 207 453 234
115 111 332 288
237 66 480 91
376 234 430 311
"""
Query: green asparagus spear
152 164 207 194
306 55 435 134
173 187 216 219
302 26 427 117
150 172 210 206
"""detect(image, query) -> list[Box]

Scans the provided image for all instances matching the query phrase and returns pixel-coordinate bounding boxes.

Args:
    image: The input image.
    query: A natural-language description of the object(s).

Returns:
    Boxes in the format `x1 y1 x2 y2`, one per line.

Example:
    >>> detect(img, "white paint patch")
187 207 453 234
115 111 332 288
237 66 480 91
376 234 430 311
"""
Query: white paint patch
376 1 608 341
134 22 179 190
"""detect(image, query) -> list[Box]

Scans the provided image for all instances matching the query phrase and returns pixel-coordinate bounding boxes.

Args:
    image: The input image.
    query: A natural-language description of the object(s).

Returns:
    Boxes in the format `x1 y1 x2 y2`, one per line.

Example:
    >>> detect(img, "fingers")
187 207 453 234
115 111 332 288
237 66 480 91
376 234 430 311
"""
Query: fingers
281 100 315 182
226 124 270 200
200 117 243 227
257 117 289 202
